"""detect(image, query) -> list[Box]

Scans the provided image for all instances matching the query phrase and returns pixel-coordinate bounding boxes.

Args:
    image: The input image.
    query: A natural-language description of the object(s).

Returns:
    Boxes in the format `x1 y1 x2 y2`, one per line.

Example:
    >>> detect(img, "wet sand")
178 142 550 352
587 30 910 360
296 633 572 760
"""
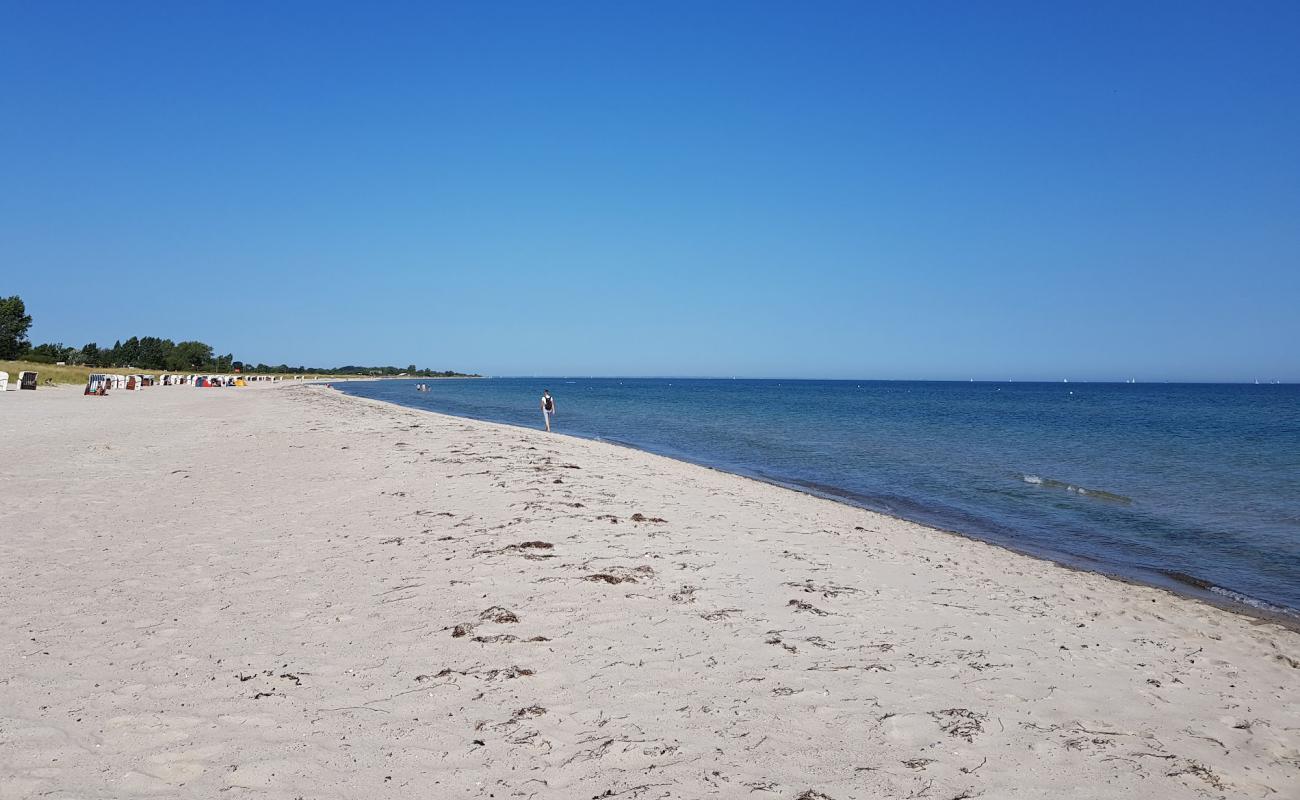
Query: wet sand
2 383 1297 798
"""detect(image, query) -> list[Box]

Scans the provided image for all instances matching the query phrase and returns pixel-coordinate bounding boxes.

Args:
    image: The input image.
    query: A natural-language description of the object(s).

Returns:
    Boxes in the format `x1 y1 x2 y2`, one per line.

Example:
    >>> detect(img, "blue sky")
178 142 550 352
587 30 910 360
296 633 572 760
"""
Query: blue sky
2 1 1297 381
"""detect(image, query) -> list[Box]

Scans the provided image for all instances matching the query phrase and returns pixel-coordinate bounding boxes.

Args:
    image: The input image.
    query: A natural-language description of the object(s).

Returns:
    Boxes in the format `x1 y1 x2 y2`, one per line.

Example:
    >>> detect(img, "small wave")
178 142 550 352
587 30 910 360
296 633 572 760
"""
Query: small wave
1208 586 1298 618
1020 474 1132 504
1160 572 1299 620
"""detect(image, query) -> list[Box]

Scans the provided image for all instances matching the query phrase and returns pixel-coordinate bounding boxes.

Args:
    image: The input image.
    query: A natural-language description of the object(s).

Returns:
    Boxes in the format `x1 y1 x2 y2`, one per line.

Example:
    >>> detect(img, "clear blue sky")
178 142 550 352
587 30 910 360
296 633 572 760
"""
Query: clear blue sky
2 1 1297 381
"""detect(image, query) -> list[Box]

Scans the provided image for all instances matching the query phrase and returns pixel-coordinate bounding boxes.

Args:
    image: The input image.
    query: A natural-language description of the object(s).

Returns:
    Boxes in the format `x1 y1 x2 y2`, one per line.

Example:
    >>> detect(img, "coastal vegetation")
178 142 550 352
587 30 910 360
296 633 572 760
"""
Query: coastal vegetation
0 295 32 359
0 360 421 386
0 294 477 380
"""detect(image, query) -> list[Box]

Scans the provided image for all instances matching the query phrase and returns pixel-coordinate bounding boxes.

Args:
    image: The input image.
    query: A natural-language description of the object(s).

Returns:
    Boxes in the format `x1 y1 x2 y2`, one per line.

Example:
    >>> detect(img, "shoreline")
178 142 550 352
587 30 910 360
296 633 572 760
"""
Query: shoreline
338 385 1300 631
4 383 1297 798
761 475 1300 632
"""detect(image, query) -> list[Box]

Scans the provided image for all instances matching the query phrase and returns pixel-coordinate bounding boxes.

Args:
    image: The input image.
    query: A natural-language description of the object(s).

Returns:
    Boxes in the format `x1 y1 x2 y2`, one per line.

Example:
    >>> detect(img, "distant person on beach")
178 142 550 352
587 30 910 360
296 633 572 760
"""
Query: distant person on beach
541 389 556 432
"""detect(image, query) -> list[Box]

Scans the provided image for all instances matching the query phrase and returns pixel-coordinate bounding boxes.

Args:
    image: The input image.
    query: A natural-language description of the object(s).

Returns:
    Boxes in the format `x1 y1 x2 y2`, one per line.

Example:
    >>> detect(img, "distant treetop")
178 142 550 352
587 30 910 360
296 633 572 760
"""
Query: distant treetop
1 295 476 376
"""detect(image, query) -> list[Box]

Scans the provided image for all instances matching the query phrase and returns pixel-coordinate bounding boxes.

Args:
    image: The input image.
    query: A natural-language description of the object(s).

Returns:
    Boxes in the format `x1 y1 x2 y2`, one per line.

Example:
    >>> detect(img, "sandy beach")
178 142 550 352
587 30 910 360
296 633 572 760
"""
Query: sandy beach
1 383 1296 799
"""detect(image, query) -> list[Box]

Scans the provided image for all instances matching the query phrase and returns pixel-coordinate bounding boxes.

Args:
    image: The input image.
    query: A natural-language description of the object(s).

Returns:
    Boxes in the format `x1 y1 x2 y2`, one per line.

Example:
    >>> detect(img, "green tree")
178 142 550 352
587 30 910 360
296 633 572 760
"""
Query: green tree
169 341 214 371
27 342 76 363
0 295 33 359
133 336 175 370
78 342 102 366
117 336 141 366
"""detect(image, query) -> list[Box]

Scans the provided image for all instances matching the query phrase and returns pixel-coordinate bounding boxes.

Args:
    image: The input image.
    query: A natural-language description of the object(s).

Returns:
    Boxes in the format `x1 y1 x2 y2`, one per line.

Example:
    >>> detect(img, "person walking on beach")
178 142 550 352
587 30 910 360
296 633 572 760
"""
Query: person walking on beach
541 389 556 432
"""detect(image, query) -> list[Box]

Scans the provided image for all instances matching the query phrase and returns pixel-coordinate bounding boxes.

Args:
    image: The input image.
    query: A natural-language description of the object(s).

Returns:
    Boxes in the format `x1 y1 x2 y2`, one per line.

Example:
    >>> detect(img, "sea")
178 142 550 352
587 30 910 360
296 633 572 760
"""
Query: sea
337 378 1300 620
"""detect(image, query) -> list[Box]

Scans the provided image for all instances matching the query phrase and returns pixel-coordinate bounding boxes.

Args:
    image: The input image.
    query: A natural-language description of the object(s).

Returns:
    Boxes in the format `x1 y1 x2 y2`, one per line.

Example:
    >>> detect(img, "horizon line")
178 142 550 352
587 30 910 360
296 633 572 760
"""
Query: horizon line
471 375 1298 385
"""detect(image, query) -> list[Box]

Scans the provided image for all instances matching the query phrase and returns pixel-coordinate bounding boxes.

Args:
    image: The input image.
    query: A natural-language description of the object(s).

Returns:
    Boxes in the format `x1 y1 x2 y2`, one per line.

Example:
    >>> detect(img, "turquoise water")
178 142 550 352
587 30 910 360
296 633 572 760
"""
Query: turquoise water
339 378 1300 618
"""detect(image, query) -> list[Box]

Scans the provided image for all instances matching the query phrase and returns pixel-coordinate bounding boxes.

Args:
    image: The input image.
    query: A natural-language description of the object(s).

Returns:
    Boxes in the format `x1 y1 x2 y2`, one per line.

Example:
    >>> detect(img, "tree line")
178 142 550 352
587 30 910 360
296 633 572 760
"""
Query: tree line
25 337 232 371
1 295 477 377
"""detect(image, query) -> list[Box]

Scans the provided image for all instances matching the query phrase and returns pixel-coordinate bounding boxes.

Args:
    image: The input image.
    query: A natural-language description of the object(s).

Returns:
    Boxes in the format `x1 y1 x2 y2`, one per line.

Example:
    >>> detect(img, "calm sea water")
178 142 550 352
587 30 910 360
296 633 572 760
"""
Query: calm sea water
338 378 1300 617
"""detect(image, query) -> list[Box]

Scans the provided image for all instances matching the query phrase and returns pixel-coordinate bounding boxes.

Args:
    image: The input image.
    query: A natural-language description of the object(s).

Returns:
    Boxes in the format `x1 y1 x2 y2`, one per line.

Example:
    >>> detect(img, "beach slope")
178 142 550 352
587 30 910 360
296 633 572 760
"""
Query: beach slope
1 384 1296 798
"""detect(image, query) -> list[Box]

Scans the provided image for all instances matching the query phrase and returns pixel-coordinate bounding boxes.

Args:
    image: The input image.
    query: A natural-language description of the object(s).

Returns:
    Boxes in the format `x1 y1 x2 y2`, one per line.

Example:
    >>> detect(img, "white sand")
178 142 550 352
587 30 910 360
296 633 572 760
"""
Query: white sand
2 383 1297 799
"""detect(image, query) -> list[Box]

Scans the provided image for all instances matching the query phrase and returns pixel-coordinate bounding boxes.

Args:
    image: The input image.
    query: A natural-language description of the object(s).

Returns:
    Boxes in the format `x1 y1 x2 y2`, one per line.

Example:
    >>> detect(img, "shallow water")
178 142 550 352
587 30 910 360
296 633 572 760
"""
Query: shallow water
339 378 1300 616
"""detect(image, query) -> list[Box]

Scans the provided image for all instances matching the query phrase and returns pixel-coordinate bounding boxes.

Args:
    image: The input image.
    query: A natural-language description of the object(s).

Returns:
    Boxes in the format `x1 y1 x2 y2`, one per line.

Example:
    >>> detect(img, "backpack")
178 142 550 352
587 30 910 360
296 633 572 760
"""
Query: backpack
543 395 553 411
